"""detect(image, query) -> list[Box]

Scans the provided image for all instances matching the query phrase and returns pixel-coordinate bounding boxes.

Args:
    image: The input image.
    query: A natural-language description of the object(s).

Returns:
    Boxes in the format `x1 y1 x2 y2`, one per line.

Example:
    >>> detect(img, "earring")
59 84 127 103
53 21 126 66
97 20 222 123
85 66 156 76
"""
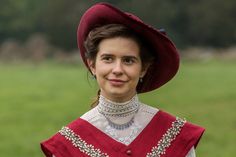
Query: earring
91 74 96 79
139 77 143 83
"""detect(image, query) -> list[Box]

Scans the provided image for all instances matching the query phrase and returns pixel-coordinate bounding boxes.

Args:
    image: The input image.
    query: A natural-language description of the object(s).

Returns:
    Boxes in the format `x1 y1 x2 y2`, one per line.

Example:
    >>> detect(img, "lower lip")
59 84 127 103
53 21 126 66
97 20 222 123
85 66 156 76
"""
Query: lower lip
109 80 126 86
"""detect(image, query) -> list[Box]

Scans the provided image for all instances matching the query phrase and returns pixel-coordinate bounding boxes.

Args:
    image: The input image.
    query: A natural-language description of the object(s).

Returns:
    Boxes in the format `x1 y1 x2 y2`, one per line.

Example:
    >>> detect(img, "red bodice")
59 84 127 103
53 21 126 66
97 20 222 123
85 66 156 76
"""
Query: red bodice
41 110 205 157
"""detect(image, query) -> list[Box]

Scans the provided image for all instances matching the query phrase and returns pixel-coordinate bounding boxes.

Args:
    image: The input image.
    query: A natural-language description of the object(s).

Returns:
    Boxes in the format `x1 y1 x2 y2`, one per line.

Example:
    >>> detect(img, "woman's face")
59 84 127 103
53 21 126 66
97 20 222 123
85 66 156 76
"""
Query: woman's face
88 37 148 102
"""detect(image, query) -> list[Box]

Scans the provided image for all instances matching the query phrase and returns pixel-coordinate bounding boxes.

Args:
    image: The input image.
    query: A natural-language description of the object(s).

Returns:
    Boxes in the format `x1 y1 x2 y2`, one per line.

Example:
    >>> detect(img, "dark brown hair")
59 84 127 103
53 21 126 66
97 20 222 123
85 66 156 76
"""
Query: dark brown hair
84 24 155 107
84 24 154 67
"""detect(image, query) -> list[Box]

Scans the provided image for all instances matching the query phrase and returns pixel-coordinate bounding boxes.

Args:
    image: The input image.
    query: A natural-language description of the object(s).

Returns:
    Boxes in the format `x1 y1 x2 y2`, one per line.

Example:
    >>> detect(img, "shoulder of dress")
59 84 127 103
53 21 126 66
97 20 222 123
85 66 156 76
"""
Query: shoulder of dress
139 103 159 116
184 120 205 136
53 107 100 131
157 110 205 134
80 107 100 122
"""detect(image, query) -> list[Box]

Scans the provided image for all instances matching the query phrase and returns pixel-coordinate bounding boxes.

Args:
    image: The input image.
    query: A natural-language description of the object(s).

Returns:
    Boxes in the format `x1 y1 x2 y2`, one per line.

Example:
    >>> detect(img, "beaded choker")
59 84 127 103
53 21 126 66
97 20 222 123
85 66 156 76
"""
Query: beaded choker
98 94 140 117
97 94 140 130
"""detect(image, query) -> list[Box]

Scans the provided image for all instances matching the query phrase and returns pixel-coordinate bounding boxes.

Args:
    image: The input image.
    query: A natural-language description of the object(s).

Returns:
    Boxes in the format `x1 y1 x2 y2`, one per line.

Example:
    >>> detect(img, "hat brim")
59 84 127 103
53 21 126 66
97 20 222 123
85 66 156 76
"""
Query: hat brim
77 3 180 93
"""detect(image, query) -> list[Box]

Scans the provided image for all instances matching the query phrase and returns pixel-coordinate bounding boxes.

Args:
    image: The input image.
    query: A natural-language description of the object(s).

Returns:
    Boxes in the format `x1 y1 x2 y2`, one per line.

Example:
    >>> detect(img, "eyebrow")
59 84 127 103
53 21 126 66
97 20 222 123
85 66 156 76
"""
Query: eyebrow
100 53 114 57
122 56 139 61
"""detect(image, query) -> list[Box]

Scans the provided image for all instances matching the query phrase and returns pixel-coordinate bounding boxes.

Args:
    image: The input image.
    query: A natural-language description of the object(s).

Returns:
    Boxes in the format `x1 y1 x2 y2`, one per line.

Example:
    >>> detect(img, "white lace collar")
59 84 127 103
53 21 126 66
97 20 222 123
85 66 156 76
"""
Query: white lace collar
97 94 140 117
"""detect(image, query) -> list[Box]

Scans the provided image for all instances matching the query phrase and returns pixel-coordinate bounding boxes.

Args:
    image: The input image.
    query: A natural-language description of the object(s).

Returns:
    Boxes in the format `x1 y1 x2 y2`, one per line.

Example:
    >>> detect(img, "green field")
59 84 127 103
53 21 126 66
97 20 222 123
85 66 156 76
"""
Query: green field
0 60 235 157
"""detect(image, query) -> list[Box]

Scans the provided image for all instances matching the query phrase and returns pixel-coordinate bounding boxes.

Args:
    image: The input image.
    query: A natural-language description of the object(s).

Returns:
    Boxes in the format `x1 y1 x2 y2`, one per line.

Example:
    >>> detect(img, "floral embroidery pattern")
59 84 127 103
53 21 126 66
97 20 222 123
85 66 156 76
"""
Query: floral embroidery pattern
146 117 186 157
59 126 109 157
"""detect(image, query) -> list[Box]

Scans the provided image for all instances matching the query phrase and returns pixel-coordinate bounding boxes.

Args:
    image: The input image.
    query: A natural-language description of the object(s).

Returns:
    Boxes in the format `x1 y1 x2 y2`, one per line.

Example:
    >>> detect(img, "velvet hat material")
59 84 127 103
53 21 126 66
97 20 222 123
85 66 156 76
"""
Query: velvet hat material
77 3 180 93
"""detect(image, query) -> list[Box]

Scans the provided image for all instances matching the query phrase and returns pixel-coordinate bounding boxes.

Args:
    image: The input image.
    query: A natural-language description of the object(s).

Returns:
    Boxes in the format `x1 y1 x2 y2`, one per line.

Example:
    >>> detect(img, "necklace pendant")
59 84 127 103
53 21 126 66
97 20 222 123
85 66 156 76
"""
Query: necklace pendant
107 117 135 130
97 94 140 130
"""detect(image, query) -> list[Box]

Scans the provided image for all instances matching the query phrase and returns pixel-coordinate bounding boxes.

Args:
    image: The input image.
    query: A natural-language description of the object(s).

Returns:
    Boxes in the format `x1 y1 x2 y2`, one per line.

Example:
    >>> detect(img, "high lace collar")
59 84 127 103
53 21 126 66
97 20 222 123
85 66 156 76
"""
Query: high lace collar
97 94 140 117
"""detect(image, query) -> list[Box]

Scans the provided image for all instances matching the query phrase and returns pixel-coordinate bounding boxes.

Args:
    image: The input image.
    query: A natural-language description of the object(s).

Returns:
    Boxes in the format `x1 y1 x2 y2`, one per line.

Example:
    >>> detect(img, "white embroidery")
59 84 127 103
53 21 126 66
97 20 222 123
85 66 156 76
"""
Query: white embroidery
59 127 109 157
81 103 158 146
104 121 142 145
146 117 186 157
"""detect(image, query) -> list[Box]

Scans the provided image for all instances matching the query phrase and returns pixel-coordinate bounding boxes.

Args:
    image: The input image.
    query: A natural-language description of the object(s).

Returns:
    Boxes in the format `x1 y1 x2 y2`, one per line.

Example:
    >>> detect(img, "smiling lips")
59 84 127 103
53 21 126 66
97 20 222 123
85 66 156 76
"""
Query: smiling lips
108 79 127 86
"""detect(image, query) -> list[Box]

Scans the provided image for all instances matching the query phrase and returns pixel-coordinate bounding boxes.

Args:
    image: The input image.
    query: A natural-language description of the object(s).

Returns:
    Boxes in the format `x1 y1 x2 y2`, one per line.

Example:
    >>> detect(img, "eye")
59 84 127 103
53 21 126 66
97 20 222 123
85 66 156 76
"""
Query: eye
101 56 113 63
123 57 135 65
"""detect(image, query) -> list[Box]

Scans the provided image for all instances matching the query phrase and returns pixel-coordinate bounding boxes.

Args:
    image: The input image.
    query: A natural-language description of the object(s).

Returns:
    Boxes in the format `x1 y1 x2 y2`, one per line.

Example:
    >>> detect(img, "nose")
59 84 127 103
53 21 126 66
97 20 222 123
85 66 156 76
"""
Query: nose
112 60 124 75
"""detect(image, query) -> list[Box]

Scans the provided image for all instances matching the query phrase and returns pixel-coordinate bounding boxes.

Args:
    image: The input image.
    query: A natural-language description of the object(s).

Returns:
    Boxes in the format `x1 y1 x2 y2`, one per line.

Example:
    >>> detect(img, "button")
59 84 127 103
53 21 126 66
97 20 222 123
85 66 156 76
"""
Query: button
126 149 132 155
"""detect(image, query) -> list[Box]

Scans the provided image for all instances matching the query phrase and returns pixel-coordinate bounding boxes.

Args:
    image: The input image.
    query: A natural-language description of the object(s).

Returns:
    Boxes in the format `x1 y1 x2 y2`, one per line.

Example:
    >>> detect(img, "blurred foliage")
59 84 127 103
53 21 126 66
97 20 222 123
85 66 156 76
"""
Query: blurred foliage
0 0 236 50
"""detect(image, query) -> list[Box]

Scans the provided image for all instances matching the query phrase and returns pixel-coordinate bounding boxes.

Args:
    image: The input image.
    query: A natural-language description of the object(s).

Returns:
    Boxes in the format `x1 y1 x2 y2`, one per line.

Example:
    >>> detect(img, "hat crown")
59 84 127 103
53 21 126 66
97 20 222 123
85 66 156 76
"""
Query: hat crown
78 3 179 93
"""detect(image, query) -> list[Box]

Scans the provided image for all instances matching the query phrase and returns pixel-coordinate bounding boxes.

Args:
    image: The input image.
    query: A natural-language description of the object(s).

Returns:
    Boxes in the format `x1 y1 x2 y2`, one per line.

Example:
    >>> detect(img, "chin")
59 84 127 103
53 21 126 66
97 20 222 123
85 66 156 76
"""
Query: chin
108 89 134 98
108 90 125 96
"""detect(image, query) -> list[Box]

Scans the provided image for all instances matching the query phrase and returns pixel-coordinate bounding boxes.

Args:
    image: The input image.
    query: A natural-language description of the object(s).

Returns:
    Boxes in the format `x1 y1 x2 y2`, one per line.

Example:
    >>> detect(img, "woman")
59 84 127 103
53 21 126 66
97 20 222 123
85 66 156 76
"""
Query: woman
41 3 205 157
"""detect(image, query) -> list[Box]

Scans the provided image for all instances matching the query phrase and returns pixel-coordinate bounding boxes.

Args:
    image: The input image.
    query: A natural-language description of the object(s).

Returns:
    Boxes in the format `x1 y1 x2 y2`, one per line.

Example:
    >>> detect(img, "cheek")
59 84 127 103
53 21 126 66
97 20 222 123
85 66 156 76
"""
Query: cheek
95 62 111 76
127 67 142 81
131 65 143 76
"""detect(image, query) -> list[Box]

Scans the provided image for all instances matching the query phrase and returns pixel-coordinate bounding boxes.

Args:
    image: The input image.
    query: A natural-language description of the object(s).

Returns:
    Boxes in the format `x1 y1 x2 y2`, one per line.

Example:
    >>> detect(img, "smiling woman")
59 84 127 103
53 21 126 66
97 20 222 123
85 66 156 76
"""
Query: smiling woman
40 3 205 157
88 36 146 102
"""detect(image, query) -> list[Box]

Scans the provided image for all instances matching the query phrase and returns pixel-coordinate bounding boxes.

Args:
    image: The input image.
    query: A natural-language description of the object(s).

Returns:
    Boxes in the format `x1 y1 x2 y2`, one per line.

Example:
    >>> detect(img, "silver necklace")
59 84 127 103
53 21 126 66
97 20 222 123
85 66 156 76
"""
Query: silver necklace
105 115 135 130
97 94 140 130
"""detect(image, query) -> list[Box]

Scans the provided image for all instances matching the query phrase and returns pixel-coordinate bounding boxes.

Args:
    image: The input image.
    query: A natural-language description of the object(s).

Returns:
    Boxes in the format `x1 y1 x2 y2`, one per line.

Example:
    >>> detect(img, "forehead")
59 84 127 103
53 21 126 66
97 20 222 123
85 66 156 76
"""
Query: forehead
98 37 140 57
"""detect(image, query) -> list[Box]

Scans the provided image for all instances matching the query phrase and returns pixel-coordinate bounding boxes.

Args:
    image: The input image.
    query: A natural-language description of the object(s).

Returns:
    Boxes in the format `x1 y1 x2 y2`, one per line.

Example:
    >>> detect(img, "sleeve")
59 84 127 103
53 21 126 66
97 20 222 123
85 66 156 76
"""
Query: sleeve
41 140 61 157
40 133 69 157
185 147 196 157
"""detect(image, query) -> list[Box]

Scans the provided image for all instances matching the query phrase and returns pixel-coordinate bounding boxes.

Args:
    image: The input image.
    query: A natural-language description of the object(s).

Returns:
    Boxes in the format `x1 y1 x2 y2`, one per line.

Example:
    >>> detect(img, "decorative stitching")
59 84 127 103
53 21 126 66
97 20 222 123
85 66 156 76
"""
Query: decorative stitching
146 117 186 157
59 117 185 157
59 127 109 157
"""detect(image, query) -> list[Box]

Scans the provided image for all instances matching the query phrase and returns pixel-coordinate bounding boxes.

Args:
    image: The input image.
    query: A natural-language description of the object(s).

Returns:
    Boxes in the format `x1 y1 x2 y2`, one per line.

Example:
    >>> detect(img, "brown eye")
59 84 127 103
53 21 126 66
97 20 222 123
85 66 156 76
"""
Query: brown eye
123 57 135 65
102 56 113 63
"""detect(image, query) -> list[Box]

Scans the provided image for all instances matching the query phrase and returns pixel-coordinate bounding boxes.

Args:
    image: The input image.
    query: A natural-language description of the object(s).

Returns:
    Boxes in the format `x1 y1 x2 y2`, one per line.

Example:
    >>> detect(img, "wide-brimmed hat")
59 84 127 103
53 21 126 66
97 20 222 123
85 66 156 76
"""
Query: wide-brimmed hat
77 3 180 93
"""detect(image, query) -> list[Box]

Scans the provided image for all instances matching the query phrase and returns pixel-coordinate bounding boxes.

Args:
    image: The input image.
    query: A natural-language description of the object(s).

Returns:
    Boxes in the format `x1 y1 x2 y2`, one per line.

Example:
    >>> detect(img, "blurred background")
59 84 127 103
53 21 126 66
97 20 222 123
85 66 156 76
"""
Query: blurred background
0 0 235 156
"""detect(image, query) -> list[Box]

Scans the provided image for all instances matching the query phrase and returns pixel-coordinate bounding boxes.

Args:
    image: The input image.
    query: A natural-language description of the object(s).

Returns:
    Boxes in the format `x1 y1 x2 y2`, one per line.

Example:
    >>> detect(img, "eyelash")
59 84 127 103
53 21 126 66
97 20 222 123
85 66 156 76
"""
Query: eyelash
102 56 113 62
123 58 135 64
101 56 136 65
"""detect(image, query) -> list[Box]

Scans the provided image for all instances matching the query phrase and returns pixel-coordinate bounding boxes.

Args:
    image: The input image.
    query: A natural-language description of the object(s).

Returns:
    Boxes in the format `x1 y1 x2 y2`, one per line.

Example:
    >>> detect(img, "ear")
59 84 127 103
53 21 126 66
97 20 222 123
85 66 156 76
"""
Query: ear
140 63 151 78
87 59 96 75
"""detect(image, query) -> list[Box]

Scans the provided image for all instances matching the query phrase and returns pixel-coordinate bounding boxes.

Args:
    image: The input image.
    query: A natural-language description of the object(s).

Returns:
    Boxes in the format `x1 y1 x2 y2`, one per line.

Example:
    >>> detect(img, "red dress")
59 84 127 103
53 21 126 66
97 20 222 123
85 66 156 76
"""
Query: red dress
41 110 205 157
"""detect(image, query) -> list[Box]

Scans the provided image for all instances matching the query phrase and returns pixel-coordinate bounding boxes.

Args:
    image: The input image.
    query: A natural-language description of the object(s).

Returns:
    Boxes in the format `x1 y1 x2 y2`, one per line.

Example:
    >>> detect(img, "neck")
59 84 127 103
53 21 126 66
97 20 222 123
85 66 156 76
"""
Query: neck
100 91 137 103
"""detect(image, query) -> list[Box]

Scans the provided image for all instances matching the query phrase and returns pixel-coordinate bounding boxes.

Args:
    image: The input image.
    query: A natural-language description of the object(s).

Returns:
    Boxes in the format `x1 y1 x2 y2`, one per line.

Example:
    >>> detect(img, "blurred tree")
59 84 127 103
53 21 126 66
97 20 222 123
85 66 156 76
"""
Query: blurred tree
186 0 236 47
39 0 127 50
0 0 45 41
0 0 235 50
116 0 236 48
39 0 88 50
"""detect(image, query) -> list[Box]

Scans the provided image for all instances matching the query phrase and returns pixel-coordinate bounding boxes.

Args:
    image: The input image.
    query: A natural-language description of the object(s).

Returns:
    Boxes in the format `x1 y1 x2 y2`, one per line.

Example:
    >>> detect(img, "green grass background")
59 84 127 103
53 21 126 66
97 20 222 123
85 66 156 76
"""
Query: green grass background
0 60 235 157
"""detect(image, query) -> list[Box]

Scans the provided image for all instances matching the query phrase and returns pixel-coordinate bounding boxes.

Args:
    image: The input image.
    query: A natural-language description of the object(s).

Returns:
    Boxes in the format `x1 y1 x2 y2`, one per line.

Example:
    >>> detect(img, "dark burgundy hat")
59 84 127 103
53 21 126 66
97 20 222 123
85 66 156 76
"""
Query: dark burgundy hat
77 3 180 93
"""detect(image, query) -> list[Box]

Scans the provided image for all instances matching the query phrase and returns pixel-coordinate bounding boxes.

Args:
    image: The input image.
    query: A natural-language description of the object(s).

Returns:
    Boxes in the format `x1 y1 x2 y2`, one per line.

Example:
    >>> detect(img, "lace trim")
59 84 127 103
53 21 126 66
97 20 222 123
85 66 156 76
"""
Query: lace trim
59 127 109 157
146 117 186 157
98 94 139 117
104 121 142 145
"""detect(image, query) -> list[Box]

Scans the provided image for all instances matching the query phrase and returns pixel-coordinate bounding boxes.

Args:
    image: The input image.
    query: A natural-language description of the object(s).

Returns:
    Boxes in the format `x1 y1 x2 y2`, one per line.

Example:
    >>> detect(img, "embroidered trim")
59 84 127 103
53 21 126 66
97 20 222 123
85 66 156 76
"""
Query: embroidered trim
146 117 186 157
59 126 109 157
